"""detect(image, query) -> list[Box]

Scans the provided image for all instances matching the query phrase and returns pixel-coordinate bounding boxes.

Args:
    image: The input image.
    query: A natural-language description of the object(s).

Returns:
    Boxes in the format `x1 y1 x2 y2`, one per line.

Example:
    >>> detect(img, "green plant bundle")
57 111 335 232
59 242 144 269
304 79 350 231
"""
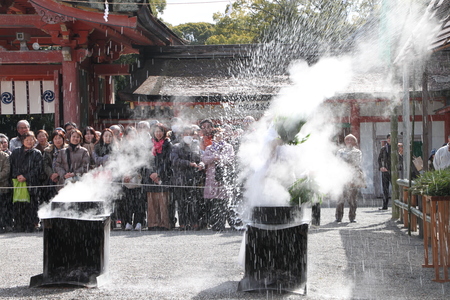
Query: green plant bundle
409 169 450 196
274 116 309 145
288 177 322 205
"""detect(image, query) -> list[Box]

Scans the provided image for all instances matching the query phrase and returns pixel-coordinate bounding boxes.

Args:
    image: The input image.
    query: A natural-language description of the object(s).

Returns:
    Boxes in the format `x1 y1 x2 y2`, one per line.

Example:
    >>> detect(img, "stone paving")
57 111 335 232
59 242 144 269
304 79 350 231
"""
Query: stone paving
0 205 449 299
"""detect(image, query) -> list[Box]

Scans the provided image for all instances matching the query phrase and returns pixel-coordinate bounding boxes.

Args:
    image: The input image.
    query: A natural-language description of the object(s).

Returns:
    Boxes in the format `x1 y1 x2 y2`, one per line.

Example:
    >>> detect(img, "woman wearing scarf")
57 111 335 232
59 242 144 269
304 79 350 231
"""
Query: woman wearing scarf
42 130 68 201
92 128 115 167
54 129 90 189
201 128 235 231
10 131 43 232
145 123 172 230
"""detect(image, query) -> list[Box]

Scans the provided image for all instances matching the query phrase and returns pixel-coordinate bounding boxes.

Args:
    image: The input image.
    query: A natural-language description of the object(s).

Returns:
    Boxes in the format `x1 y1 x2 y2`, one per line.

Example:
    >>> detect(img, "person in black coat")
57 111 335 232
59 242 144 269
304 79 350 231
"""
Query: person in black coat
10 131 43 232
170 126 204 230
118 126 147 231
377 134 391 210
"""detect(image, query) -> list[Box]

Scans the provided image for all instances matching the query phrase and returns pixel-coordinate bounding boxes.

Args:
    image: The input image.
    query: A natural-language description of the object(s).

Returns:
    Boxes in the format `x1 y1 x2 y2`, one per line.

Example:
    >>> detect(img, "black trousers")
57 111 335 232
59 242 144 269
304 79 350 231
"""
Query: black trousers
381 171 391 208
13 196 38 232
205 198 228 231
118 187 146 227
174 186 199 227
0 192 13 229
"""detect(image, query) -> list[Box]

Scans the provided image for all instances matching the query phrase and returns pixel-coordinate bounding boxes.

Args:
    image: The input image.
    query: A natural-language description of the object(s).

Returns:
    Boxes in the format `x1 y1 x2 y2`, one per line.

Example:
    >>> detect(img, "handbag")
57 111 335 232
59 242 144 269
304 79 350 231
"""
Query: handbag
412 156 423 172
12 178 30 203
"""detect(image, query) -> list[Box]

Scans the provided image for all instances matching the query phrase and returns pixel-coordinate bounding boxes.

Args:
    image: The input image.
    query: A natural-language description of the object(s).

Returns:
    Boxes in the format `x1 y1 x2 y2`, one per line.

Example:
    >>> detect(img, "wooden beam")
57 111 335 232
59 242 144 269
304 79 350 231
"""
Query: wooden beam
0 64 61 80
94 64 130 76
29 0 138 28
133 101 223 107
142 45 257 59
88 22 151 47
0 15 43 27
357 115 446 123
122 26 158 45
90 27 131 48
0 50 62 63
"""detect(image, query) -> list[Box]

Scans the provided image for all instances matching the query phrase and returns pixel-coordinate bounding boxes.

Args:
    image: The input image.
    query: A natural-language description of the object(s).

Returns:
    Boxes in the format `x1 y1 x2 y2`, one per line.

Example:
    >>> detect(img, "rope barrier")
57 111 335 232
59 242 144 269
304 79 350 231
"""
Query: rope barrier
0 181 228 190
0 184 64 190
112 182 209 189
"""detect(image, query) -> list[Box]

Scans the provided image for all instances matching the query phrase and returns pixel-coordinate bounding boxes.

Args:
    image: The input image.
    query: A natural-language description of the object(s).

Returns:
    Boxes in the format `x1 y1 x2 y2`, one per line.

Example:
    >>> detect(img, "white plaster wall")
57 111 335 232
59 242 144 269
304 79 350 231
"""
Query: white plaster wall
360 102 392 117
360 122 374 194
432 121 445 150
375 122 391 137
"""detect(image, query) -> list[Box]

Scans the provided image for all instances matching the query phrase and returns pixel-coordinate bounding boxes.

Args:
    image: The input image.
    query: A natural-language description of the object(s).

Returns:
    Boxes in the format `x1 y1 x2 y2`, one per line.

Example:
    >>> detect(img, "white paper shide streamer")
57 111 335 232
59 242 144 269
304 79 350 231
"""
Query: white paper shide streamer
103 0 109 22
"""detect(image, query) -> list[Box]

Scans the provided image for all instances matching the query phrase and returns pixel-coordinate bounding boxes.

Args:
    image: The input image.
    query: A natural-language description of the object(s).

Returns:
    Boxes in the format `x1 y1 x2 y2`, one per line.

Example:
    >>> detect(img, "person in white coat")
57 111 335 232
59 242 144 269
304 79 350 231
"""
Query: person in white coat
433 135 450 170
335 134 363 223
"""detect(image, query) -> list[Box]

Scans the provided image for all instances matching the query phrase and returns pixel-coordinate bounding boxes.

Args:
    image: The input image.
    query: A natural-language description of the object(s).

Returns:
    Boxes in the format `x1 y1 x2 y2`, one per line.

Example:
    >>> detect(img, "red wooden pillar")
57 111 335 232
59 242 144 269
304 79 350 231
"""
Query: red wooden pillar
53 69 61 128
92 75 100 129
445 112 450 141
350 102 361 142
105 75 114 104
62 61 80 126
87 72 96 127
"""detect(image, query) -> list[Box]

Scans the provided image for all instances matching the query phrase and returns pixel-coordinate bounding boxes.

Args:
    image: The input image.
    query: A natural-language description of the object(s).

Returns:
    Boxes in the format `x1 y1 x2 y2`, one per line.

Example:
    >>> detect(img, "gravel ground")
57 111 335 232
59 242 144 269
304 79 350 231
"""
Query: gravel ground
1 205 449 300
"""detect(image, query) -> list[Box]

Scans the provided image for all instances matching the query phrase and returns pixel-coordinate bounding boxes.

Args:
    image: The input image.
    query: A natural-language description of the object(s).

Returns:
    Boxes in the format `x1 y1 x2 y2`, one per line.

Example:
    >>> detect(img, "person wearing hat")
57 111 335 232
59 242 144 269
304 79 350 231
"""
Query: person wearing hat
378 134 391 210
55 127 66 135
428 149 436 171
335 134 364 223
109 125 123 142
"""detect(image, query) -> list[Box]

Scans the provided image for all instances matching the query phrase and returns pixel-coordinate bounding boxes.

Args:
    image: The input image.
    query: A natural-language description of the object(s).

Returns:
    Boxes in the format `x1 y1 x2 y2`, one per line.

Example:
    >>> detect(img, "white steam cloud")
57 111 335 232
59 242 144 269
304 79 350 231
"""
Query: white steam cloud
39 132 152 219
238 0 441 212
238 57 354 209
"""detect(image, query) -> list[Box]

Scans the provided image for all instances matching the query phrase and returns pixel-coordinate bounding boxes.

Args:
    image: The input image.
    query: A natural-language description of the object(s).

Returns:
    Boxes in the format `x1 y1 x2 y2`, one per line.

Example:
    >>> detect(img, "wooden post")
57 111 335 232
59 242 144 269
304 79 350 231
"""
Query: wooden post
53 69 62 128
422 67 429 172
350 102 360 143
62 61 81 126
423 196 450 282
391 105 400 219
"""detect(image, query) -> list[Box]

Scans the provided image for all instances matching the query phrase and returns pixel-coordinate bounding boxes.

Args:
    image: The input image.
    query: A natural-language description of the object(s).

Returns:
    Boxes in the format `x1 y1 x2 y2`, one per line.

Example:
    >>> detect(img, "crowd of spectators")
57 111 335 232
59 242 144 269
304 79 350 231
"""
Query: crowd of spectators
0 117 256 233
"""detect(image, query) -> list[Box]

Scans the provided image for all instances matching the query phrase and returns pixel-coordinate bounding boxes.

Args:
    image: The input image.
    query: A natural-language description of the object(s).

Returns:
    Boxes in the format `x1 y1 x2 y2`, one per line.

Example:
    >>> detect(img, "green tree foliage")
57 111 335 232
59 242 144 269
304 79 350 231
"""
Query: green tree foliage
207 1 260 44
172 22 215 45
149 0 166 17
207 0 379 49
